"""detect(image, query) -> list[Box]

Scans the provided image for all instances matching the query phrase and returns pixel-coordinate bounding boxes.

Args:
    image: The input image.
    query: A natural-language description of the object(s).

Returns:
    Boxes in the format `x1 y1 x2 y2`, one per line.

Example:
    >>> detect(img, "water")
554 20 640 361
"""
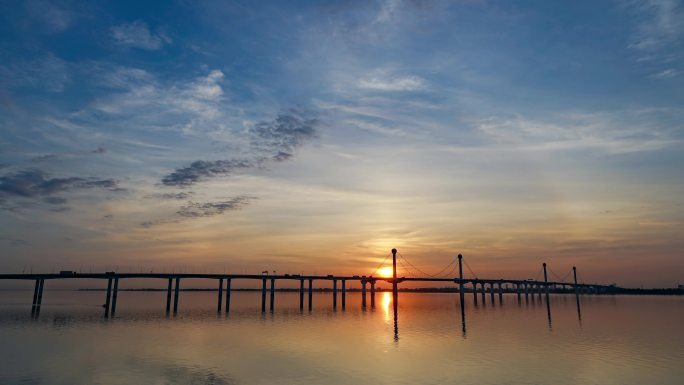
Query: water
1 290 682 385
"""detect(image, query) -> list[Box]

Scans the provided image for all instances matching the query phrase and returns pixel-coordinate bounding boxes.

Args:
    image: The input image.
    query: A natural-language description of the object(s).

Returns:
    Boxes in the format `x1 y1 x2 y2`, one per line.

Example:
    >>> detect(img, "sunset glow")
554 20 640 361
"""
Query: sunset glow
378 267 394 278
0 1 681 288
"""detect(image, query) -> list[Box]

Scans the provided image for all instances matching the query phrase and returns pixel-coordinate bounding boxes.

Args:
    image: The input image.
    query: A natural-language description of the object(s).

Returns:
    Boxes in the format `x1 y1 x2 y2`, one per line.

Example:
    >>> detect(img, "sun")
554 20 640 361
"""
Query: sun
378 266 394 278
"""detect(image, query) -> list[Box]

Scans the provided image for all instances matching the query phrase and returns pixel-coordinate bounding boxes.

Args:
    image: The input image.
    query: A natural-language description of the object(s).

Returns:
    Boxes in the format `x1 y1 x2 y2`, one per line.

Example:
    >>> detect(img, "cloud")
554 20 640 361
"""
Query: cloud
161 159 254 187
249 109 319 161
0 54 70 92
651 68 680 78
111 20 170 50
146 192 195 200
176 196 254 218
31 146 107 162
357 74 426 91
627 0 683 71
25 0 73 32
474 109 681 153
0 169 120 208
161 109 319 186
84 68 227 127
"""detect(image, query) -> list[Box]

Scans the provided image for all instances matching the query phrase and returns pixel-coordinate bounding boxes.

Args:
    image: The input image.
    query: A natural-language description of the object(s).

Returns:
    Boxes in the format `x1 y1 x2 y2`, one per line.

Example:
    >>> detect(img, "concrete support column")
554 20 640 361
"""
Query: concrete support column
31 279 40 315
104 278 113 317
299 279 304 310
341 279 346 309
308 279 313 310
217 278 224 313
173 278 180 314
225 278 231 313
473 282 478 304
498 281 503 304
111 278 119 317
165 278 172 314
481 282 486 303
362 280 367 308
370 281 376 308
489 282 495 304
269 278 275 311
261 278 267 312
34 279 44 317
333 279 337 308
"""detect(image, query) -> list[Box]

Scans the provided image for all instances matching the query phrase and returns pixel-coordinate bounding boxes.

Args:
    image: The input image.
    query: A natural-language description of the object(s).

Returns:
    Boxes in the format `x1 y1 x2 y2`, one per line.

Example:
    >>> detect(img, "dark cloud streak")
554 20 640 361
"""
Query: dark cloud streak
161 109 318 187
176 196 253 218
161 159 254 187
0 169 121 209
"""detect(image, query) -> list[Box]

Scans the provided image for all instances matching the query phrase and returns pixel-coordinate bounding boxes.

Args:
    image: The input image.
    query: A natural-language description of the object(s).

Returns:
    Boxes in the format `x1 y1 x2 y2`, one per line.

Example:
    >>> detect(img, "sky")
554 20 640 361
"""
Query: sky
0 0 682 287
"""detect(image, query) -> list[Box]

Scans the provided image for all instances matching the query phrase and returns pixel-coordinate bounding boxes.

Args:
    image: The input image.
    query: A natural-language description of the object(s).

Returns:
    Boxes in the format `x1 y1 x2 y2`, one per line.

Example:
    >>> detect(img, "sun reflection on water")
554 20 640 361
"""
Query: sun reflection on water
381 291 392 321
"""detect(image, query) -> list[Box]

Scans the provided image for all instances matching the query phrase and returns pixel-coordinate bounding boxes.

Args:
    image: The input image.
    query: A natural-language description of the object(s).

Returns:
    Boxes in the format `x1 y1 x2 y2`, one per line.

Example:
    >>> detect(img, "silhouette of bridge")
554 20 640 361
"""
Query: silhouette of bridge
0 250 615 318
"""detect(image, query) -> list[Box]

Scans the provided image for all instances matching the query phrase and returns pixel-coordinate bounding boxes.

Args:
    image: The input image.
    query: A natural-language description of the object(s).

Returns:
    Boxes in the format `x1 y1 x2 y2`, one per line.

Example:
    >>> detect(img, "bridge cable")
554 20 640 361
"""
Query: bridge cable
550 269 565 282
533 266 543 282
397 252 456 278
397 257 417 277
369 252 392 277
462 259 478 279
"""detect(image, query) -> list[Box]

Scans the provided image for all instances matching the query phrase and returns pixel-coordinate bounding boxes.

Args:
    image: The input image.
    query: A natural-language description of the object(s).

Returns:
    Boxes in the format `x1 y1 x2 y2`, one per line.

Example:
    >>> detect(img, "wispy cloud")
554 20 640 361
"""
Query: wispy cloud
161 159 254 187
177 196 254 218
161 109 319 187
474 109 682 153
626 0 683 76
357 72 426 92
651 68 680 78
25 0 74 32
111 20 171 50
0 169 121 210
0 54 70 92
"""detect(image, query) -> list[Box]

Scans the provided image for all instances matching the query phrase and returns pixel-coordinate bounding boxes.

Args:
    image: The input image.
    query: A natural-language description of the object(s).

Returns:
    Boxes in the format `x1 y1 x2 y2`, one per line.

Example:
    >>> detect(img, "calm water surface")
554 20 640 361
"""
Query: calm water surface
1 290 682 385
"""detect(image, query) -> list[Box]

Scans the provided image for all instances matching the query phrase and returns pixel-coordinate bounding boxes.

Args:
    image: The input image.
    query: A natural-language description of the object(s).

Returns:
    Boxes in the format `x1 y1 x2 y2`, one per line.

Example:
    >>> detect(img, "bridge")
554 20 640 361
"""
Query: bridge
0 250 614 318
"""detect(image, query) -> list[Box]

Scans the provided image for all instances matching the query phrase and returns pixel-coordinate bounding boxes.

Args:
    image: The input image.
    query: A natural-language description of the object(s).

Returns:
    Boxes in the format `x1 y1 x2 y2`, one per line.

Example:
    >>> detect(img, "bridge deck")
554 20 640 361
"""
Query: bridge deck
0 273 605 288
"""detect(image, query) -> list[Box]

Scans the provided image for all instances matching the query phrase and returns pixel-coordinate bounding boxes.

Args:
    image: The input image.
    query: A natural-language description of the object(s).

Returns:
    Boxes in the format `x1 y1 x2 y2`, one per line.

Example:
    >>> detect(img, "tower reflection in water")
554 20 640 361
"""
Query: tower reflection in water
381 291 399 342
386 291 583 341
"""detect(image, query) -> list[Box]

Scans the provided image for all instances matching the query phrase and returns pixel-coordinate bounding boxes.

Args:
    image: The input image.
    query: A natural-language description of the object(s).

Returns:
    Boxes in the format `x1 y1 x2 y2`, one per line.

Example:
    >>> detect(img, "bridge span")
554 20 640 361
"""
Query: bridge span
0 251 615 318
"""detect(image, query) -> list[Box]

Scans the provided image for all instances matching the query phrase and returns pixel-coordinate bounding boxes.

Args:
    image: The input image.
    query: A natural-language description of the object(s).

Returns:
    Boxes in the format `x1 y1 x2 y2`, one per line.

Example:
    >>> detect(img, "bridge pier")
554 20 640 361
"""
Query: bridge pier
498 281 503 304
524 282 529 301
472 282 478 304
34 279 44 317
481 282 486 303
308 279 313 311
104 278 113 317
333 279 338 309
165 278 172 314
111 278 119 317
173 278 180 314
489 282 495 304
362 280 367 308
370 281 375 308
299 279 304 310
225 278 231 313
516 283 521 302
341 279 346 310
261 278 267 312
537 284 542 299
31 279 40 316
217 278 224 313
270 278 275 311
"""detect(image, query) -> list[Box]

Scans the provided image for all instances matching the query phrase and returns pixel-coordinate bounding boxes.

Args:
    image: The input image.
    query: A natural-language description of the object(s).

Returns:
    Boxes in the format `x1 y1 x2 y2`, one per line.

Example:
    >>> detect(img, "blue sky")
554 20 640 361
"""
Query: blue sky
1 0 683 286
